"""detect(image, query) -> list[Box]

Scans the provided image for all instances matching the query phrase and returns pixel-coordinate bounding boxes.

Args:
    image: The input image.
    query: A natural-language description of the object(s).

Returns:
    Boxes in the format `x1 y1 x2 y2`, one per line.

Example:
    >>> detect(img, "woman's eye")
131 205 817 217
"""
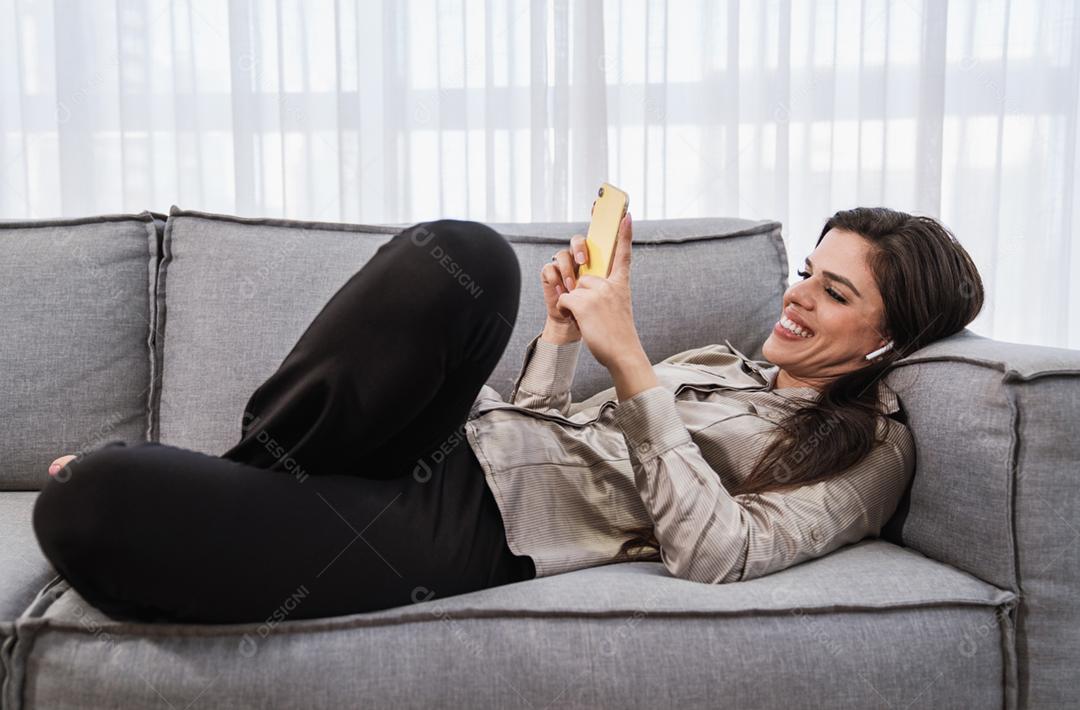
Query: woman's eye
796 269 846 303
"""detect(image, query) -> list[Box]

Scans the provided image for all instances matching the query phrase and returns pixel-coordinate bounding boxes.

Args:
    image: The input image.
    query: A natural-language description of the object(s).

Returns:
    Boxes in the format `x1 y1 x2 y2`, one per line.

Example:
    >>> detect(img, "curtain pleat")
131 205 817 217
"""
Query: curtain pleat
987 0 1011 335
914 0 947 216
1062 5 1080 337
529 0 547 221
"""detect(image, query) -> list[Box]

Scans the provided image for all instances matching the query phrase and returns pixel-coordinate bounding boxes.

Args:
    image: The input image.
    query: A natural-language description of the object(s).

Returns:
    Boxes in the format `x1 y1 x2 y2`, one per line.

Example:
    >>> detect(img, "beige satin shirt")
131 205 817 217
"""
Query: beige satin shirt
464 330 915 584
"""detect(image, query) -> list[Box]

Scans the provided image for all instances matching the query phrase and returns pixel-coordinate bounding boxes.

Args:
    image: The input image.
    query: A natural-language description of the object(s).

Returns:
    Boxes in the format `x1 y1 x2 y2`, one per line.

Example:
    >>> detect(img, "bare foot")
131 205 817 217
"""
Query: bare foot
48 454 77 477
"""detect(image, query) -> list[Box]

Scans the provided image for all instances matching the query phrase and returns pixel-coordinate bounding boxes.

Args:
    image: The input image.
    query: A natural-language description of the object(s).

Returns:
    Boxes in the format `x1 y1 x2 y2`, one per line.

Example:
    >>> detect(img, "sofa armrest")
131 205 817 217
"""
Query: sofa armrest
883 328 1080 709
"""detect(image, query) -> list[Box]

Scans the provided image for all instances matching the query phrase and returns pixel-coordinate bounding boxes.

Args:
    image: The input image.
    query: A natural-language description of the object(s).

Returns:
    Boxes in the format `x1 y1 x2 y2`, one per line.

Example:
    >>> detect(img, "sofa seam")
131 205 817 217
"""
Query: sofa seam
1004 388 1021 593
1004 385 1025 707
0 624 13 710
997 598 1020 710
14 596 1017 640
7 622 32 710
149 213 174 443
890 353 1080 383
1003 367 1080 381
139 212 159 445
165 206 783 245
0 212 156 230
168 205 407 235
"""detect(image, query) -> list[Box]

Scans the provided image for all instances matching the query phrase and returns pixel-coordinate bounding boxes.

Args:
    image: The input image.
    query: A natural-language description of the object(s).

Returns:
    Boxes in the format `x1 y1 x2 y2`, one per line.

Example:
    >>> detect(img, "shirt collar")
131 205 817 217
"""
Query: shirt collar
723 339 900 416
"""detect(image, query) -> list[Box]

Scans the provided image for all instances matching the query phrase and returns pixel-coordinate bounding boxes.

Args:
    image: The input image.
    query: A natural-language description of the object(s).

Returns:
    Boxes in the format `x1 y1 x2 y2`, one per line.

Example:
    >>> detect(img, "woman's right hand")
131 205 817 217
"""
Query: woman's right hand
541 234 589 329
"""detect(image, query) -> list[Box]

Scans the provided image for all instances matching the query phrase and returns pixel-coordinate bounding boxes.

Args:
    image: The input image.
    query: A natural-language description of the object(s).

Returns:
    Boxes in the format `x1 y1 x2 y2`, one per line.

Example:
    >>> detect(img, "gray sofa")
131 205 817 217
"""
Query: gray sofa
1 207 1077 709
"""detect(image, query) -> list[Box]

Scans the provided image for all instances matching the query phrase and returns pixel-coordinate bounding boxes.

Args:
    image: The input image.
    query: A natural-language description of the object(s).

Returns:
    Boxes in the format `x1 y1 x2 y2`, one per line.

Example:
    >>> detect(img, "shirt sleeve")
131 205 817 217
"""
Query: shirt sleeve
507 329 583 417
612 385 916 584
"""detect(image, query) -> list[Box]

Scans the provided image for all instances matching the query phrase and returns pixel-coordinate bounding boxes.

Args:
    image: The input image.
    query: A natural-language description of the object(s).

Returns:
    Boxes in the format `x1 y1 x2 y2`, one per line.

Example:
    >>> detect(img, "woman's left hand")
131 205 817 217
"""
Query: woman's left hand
555 212 644 371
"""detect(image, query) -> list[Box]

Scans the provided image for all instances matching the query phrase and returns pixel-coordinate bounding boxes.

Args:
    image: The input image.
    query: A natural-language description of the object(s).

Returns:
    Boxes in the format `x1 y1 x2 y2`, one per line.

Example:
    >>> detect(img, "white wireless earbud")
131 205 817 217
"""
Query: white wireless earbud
865 340 895 360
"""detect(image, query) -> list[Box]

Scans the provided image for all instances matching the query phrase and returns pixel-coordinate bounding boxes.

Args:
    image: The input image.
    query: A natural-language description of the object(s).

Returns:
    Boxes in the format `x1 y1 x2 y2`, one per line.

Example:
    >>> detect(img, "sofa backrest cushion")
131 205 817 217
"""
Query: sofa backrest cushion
0 213 159 490
153 208 788 457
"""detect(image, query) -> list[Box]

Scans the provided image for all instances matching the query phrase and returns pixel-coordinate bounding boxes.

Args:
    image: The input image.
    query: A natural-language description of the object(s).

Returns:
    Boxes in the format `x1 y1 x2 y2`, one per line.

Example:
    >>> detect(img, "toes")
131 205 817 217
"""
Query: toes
47 441 129 478
49 454 77 477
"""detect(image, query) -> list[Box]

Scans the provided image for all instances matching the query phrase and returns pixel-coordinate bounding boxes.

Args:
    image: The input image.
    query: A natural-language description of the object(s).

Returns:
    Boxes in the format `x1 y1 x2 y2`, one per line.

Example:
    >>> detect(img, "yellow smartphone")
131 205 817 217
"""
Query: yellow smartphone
578 182 629 279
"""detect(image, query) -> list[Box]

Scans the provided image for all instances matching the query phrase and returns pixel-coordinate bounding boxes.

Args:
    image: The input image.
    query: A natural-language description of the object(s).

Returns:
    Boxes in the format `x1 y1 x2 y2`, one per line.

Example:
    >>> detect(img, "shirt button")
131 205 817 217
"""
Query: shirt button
638 441 652 454
810 527 822 542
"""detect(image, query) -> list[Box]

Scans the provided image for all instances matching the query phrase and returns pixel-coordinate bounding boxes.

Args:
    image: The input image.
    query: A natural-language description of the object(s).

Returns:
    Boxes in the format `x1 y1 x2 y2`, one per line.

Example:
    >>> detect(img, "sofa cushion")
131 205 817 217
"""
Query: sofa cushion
0 214 159 491
7 540 1015 709
154 208 787 457
0 493 54 620
883 328 1080 708
152 207 402 454
0 491 57 704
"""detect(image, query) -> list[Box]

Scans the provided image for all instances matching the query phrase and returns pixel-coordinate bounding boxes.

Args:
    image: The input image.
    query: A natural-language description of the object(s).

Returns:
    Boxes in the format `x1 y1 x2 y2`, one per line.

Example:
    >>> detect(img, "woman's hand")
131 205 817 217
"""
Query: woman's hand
554 212 645 370
541 233 588 334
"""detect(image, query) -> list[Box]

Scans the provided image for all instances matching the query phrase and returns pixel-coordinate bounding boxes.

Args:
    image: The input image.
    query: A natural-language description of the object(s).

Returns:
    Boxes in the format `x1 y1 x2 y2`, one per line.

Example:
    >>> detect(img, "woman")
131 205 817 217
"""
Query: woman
33 206 983 624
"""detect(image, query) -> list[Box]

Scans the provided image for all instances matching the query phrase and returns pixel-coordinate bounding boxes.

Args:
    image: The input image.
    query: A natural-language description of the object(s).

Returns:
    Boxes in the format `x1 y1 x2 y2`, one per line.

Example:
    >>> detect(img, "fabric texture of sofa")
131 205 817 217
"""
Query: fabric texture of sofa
1 207 1077 709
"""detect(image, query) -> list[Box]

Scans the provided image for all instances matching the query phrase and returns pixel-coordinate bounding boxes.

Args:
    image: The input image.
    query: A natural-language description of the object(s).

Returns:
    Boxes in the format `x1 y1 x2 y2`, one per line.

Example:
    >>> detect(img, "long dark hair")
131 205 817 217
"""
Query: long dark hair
614 207 985 562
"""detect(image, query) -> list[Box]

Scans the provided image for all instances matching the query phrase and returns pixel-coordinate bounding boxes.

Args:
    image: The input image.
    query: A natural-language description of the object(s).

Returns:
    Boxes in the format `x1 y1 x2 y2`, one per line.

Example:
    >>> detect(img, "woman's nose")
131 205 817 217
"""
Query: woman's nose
785 282 815 309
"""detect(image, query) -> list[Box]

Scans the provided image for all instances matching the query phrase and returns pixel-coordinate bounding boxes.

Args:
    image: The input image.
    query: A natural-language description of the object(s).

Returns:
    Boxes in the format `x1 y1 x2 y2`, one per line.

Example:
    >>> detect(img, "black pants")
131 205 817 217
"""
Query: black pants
32 219 536 625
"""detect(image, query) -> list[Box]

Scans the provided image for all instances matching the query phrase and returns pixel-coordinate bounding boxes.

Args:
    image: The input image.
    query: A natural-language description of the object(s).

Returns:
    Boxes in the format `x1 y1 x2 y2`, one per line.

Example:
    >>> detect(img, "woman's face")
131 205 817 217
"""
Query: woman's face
761 228 891 388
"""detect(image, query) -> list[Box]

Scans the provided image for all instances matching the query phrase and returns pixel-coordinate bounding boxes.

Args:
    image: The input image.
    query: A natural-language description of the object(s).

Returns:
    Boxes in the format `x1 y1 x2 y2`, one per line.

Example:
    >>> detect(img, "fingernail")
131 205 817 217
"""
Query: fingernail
575 251 585 264
564 277 574 291
48 463 59 475
555 284 563 295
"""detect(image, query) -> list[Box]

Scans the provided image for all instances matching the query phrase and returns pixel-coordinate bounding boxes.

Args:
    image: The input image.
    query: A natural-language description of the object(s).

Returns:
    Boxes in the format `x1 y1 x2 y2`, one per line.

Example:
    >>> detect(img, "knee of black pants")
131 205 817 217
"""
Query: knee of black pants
32 448 172 622
32 442 133 577
414 219 521 314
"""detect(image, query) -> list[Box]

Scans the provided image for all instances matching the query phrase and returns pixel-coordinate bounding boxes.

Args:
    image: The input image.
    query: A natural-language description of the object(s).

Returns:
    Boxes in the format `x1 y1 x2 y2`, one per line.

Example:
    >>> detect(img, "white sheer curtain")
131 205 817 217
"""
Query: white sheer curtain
1 0 1077 349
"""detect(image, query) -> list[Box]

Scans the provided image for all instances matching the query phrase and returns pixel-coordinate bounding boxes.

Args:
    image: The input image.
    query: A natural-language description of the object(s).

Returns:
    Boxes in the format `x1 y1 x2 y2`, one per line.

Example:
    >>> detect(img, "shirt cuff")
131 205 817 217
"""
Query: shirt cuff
612 385 693 461
512 331 582 398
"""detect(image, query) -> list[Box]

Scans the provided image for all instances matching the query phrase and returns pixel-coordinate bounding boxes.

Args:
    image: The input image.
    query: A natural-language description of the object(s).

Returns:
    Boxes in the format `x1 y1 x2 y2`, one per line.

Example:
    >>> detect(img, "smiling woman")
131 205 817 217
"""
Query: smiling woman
617 206 986 560
731 206 983 496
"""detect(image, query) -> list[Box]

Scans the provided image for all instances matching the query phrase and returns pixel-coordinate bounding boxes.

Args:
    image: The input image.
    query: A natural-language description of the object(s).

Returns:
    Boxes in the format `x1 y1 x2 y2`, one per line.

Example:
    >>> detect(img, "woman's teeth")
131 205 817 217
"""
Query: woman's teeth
780 315 813 338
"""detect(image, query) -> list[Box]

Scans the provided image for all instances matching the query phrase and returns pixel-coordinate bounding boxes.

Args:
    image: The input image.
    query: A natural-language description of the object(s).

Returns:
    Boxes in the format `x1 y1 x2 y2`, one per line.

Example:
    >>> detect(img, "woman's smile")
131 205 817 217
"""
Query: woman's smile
774 313 815 339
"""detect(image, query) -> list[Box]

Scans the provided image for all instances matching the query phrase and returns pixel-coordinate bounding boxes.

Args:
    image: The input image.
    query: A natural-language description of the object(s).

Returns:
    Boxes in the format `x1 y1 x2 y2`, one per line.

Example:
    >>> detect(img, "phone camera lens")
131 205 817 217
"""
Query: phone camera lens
598 186 604 197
